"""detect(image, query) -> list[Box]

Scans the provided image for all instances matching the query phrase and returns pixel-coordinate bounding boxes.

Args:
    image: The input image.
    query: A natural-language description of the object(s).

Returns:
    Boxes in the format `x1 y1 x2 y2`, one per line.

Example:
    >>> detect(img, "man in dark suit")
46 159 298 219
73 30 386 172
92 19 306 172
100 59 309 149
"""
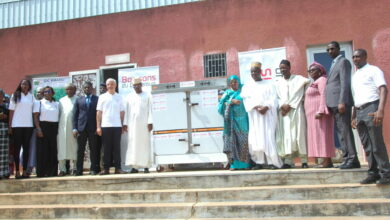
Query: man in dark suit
325 41 360 169
73 81 100 175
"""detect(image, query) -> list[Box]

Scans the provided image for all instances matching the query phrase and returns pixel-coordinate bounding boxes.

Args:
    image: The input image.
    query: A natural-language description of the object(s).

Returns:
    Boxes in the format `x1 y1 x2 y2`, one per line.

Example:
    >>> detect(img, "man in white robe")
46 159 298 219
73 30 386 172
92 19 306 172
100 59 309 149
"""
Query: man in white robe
57 83 78 176
275 59 310 168
123 78 153 173
241 62 283 169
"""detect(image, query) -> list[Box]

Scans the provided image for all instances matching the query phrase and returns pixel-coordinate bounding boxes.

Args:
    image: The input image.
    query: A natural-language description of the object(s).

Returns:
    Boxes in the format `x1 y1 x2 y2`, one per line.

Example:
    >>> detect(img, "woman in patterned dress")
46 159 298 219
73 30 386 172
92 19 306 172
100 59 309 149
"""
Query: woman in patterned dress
218 75 251 170
0 89 10 179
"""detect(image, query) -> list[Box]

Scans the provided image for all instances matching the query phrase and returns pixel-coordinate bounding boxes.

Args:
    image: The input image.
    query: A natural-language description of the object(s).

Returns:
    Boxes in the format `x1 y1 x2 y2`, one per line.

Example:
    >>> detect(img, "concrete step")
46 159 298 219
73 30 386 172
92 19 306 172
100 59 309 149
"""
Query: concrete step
0 168 368 193
12 218 390 220
186 218 390 220
1 183 389 205
0 198 389 219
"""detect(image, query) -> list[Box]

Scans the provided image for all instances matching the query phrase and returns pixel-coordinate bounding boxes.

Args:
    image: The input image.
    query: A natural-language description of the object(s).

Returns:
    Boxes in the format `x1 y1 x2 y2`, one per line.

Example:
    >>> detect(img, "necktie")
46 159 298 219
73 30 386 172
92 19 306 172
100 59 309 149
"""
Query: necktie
86 95 90 108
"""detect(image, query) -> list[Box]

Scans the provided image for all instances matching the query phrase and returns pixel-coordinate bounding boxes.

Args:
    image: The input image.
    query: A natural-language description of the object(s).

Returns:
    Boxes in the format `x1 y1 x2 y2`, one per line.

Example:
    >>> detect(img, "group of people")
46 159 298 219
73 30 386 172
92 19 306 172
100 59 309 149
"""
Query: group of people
219 41 390 185
0 77 153 179
0 41 388 186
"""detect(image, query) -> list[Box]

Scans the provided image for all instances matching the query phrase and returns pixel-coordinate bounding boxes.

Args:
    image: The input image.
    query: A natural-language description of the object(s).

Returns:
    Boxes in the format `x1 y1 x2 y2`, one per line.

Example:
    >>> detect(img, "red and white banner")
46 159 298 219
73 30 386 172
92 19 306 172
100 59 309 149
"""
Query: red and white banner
238 47 286 84
118 66 159 96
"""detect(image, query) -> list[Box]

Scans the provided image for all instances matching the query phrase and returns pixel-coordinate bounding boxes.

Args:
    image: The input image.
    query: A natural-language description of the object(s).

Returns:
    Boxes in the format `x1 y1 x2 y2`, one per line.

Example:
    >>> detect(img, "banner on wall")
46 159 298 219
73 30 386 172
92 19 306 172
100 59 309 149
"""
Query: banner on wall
32 76 71 100
118 66 159 96
238 47 286 84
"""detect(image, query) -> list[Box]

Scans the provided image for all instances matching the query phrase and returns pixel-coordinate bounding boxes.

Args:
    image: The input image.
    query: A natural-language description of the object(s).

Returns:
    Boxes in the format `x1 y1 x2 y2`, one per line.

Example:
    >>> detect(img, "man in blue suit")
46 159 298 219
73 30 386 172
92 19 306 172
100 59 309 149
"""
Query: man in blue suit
73 81 100 175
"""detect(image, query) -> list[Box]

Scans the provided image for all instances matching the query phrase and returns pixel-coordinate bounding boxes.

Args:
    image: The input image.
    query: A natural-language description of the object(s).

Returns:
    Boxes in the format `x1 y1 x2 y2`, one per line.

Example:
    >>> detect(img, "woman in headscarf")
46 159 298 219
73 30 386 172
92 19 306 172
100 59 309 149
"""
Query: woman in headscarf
305 62 335 168
218 75 251 170
0 89 10 179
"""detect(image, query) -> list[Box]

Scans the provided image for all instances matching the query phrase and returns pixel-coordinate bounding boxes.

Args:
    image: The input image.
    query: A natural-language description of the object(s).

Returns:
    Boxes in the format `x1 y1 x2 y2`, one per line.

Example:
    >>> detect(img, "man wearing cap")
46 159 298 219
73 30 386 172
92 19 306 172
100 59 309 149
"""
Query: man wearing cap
123 78 153 173
96 78 126 175
241 62 283 169
351 49 390 185
275 60 311 169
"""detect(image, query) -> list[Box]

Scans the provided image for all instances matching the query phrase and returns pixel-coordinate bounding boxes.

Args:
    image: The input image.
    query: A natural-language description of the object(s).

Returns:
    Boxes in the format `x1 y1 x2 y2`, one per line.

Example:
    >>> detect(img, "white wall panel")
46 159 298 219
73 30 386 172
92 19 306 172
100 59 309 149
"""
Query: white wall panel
0 0 200 29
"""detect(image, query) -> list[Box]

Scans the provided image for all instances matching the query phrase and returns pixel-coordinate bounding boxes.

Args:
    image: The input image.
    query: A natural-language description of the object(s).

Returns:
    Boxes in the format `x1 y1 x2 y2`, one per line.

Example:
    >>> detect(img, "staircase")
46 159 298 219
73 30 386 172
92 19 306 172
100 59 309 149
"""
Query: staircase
0 168 389 219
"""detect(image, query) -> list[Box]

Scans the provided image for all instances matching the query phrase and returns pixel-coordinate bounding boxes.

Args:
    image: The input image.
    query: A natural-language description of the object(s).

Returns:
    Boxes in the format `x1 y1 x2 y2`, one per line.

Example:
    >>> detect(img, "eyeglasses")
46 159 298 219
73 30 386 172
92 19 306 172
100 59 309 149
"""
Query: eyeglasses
307 69 319 73
43 90 52 94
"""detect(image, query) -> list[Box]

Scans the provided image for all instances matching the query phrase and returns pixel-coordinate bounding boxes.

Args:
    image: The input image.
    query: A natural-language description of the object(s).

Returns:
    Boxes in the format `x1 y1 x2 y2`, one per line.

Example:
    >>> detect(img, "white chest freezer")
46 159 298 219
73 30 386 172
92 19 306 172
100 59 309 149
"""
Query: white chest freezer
152 79 228 166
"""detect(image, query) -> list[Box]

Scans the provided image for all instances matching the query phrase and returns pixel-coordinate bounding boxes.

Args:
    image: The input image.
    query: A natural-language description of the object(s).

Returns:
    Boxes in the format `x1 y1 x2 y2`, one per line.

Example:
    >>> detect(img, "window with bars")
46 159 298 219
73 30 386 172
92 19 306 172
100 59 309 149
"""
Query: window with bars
203 53 227 78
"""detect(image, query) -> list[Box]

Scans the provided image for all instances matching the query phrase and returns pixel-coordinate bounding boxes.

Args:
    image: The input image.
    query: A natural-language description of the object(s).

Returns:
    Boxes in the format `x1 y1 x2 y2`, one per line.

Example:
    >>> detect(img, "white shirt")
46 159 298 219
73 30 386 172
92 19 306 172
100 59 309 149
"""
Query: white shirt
9 92 38 127
34 98 60 122
352 63 387 107
96 92 125 127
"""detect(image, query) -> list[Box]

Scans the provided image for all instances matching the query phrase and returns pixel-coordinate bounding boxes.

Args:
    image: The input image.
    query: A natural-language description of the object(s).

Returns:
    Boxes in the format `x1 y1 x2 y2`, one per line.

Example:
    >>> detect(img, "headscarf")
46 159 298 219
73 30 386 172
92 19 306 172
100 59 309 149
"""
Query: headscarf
219 75 247 137
218 75 243 116
309 62 327 77
227 75 243 92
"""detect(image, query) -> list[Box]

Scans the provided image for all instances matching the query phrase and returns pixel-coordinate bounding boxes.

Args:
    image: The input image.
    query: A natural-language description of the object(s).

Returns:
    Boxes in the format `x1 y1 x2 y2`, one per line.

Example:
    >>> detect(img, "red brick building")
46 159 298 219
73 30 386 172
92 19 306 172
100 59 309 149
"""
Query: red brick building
1 0 389 149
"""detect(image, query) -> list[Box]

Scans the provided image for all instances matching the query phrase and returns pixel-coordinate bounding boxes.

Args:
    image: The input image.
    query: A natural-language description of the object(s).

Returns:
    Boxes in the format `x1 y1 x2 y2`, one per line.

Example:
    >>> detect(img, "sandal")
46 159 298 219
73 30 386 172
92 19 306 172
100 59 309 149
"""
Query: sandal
15 172 22 179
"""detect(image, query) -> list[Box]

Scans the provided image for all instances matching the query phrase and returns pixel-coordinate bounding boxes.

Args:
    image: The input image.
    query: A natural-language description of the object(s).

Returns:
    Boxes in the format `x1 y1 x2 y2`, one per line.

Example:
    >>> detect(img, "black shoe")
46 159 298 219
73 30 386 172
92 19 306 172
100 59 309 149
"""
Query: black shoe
360 175 380 184
58 171 67 176
377 177 390 185
335 160 349 168
268 165 278 170
251 164 263 170
15 172 22 179
89 171 98 175
281 164 292 169
144 168 149 173
340 161 361 169
301 163 309 168
130 168 139 173
74 172 83 176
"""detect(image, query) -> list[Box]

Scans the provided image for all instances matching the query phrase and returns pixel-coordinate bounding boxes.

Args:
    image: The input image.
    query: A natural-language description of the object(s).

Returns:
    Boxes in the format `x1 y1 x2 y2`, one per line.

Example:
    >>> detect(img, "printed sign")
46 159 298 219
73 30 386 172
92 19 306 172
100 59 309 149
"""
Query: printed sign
238 47 286 84
199 89 218 108
118 66 159 96
180 81 195 88
32 76 71 100
152 93 168 112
